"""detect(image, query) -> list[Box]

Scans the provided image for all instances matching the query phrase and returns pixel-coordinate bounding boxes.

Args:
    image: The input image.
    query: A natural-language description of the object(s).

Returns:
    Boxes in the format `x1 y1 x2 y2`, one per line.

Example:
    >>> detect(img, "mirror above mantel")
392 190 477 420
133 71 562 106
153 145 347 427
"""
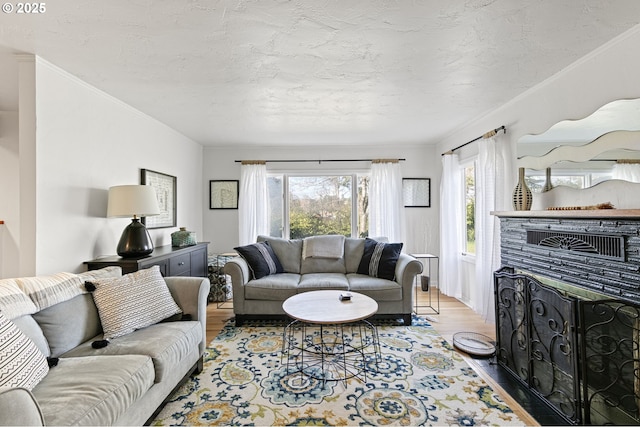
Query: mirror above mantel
516 98 640 210
517 98 640 192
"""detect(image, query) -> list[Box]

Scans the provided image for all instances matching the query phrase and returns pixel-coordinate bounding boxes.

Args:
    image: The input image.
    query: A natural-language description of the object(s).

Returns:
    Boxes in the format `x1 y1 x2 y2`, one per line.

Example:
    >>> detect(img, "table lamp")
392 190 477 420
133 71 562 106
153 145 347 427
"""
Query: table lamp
107 185 161 258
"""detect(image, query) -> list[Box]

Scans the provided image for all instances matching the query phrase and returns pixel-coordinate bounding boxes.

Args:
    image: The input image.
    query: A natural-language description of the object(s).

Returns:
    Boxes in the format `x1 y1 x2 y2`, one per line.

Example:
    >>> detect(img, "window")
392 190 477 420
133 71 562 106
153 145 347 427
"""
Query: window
463 163 476 255
268 174 369 239
525 170 612 192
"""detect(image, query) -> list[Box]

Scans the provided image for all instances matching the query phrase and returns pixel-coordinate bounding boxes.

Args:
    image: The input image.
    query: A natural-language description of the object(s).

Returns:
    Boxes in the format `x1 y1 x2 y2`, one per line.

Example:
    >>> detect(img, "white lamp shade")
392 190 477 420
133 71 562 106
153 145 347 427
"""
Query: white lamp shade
107 185 161 218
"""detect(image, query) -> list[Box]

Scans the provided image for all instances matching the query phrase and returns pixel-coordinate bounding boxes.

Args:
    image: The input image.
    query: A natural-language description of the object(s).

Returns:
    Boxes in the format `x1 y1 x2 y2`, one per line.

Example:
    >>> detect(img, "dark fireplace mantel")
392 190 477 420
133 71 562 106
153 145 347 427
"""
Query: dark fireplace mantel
492 209 640 219
493 209 640 305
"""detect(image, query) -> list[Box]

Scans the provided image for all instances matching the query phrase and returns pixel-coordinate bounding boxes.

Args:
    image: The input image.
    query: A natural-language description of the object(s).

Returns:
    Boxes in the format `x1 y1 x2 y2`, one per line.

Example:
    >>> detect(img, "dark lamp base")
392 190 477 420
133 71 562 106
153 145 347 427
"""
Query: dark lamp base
117 218 154 258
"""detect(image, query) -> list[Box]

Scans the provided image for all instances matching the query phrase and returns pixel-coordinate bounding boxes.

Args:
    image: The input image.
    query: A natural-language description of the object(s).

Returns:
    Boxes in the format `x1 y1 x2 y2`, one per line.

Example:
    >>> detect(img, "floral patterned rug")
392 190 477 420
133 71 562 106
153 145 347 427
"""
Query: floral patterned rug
151 316 523 426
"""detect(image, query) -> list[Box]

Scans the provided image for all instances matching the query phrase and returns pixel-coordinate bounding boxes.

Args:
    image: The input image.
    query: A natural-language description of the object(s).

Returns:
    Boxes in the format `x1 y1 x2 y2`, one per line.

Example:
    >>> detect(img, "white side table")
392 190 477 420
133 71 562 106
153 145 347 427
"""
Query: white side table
410 253 440 314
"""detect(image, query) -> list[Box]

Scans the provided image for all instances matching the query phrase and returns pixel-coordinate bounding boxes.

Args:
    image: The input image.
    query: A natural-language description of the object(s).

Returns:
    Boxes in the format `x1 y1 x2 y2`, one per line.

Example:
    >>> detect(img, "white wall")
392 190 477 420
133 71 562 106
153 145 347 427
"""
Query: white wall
202 144 440 258
32 58 204 275
0 48 21 278
0 110 18 278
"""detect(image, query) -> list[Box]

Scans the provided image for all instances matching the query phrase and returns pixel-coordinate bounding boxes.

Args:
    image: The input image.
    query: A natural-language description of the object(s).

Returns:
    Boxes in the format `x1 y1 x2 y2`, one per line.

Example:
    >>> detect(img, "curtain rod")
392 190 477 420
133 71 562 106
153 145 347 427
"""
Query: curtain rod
234 158 406 164
441 125 506 156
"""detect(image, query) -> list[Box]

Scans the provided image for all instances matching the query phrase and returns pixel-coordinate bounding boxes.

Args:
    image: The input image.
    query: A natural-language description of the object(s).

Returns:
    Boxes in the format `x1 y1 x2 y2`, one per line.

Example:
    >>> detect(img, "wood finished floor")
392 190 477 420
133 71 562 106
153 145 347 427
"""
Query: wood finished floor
205 290 539 426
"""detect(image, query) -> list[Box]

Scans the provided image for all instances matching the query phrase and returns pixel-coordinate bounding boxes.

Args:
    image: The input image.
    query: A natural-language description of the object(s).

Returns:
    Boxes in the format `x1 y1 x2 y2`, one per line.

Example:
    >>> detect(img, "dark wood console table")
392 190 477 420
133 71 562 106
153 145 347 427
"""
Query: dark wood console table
84 242 209 277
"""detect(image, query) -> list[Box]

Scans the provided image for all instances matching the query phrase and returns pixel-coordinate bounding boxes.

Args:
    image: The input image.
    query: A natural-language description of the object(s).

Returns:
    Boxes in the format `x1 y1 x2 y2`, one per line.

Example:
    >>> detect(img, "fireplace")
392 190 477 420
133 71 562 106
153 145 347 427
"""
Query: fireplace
494 210 640 425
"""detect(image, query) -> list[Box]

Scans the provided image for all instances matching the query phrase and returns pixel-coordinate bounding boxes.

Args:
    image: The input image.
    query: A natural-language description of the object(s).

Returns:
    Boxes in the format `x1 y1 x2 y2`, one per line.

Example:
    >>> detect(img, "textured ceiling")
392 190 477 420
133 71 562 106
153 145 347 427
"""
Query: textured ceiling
1 1 640 147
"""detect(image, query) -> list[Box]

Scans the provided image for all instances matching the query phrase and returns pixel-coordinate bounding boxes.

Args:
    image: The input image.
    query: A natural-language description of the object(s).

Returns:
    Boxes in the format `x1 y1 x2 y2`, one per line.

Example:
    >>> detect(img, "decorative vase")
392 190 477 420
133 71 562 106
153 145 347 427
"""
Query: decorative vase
542 167 554 192
512 167 533 211
171 227 197 247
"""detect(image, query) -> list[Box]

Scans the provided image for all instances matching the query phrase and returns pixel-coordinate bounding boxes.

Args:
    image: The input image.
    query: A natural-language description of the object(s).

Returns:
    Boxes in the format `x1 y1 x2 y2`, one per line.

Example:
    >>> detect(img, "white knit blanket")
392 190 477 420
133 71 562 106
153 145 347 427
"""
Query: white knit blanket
0 266 122 318
302 235 345 259
0 279 38 320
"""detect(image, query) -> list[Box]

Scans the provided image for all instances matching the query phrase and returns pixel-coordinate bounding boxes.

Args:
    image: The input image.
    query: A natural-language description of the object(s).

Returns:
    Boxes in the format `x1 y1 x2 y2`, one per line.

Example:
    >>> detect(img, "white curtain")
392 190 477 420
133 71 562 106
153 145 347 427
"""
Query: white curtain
474 134 512 322
369 161 405 242
612 163 640 183
439 153 463 299
238 163 268 246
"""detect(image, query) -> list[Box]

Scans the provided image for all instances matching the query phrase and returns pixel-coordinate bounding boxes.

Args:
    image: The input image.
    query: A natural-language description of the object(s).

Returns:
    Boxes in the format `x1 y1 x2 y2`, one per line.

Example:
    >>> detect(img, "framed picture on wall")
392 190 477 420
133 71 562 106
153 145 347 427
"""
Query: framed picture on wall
403 178 431 207
210 180 239 209
141 169 177 228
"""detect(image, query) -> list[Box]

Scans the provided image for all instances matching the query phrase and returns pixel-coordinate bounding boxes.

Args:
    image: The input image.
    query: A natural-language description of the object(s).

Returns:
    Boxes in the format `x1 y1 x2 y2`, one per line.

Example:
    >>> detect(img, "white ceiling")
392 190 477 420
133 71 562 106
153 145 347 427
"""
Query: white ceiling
1 1 640 147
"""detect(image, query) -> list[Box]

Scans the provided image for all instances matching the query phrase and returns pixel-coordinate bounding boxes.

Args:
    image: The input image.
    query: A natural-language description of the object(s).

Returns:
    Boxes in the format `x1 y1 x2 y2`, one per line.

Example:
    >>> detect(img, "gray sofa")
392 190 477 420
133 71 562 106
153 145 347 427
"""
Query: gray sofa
0 266 209 426
225 235 423 326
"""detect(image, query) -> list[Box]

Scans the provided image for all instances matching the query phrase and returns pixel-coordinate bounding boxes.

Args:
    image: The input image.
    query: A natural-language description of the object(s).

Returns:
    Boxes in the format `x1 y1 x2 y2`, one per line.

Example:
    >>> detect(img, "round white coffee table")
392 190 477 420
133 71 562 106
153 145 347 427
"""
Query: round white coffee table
282 290 380 383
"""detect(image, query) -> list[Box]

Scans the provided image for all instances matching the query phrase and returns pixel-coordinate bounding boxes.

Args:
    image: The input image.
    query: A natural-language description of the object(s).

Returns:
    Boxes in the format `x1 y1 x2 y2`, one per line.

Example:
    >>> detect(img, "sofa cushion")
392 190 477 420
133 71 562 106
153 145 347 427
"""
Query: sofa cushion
244 273 300 301
88 266 182 340
344 238 366 273
257 235 303 273
298 273 350 291
347 273 403 301
0 279 38 320
235 241 285 279
300 257 347 275
0 310 49 390
357 238 403 280
0 387 45 426
33 294 102 358
32 355 154 426
11 315 51 358
61 320 202 383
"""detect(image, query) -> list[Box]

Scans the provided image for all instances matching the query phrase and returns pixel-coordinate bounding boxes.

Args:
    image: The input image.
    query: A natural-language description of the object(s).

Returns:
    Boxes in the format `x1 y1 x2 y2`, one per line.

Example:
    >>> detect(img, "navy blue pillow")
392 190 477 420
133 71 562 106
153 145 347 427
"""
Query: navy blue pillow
234 241 284 279
357 238 403 281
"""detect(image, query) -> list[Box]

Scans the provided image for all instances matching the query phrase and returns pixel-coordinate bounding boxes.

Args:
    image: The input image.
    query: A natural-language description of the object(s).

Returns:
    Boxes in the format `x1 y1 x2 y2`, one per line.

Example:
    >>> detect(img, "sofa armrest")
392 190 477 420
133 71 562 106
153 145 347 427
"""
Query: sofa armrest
165 276 209 354
0 387 44 426
395 253 424 313
224 258 250 314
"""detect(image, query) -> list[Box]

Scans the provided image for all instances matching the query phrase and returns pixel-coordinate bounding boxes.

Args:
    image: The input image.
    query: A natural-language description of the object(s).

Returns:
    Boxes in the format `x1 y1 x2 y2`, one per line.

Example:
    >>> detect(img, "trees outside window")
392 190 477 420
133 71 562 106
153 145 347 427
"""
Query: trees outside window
268 174 369 239
464 164 476 255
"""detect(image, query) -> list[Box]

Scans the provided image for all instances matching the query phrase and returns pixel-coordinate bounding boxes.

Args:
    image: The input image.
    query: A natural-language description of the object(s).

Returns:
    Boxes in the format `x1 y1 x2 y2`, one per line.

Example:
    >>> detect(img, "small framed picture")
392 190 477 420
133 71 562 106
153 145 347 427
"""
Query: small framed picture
210 180 239 209
403 178 431 207
141 169 177 228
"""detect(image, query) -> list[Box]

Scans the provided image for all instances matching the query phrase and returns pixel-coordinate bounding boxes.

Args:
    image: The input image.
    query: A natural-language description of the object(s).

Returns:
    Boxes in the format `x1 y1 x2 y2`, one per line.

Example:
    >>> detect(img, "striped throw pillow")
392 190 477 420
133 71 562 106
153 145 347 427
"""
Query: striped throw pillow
89 266 182 340
357 238 403 281
0 309 49 390
234 241 284 279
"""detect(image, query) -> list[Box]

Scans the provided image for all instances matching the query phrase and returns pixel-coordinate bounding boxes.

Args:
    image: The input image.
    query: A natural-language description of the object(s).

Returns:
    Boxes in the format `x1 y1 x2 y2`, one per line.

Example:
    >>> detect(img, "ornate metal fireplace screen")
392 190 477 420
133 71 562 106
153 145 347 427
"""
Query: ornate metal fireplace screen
581 300 640 425
495 268 640 425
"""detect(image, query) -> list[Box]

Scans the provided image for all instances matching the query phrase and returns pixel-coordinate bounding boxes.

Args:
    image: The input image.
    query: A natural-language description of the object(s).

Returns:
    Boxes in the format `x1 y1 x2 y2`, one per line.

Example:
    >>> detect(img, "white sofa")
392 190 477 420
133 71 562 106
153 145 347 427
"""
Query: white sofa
225 235 423 326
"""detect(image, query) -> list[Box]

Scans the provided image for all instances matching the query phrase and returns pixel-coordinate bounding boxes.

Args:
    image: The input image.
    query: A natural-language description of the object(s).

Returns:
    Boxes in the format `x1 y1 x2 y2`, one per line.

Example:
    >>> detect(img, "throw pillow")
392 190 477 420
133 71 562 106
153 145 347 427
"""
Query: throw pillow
234 241 284 279
357 238 403 281
88 265 182 340
0 310 49 390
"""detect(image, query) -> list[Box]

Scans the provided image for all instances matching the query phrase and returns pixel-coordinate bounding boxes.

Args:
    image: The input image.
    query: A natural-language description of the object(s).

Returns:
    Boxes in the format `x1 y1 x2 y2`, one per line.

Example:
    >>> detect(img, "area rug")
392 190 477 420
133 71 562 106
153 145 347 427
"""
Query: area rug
151 316 523 426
